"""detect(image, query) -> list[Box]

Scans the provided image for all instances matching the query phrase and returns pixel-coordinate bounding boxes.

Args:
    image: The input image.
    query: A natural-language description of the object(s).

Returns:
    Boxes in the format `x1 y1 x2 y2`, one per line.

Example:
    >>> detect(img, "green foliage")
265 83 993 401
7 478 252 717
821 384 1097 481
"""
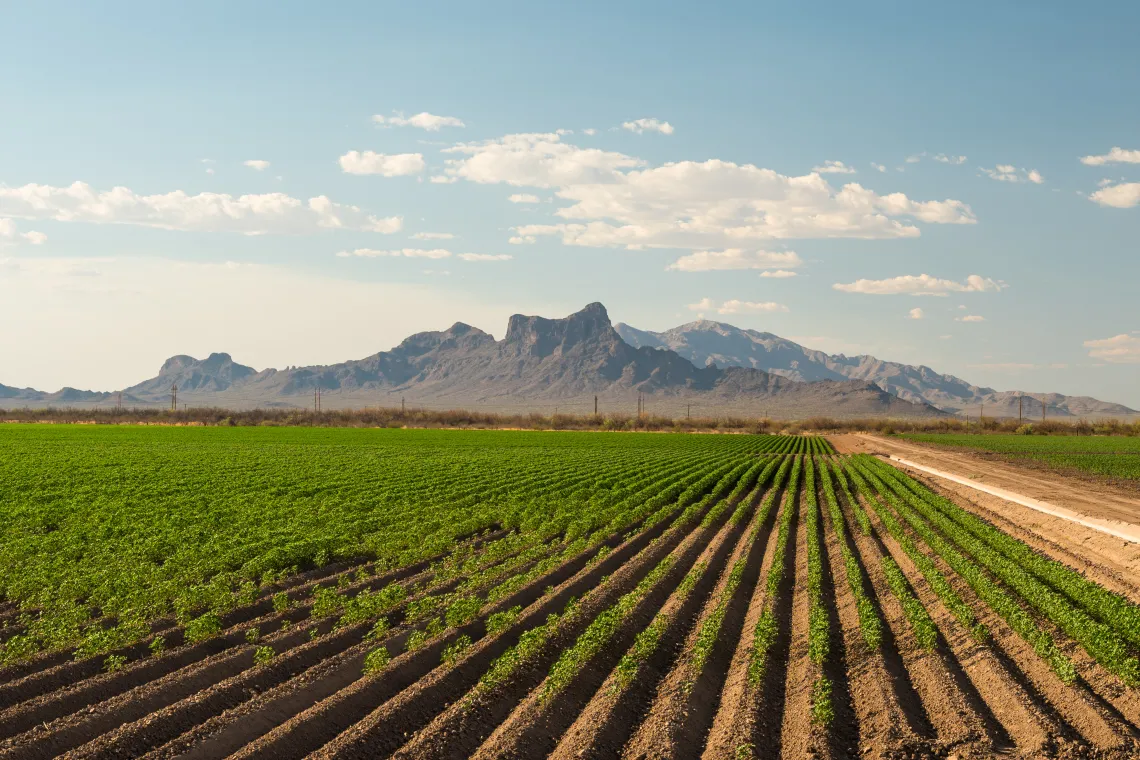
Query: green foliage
440 634 472 666
185 612 223 644
272 592 291 613
104 653 127 673
363 645 391 674
244 626 260 644
810 676 835 725
485 606 522 636
253 645 275 665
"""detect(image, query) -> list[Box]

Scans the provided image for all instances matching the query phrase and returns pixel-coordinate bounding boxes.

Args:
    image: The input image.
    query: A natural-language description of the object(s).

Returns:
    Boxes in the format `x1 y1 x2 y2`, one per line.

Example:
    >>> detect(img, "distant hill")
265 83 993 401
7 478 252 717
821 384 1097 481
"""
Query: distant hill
615 319 1136 418
0 303 941 418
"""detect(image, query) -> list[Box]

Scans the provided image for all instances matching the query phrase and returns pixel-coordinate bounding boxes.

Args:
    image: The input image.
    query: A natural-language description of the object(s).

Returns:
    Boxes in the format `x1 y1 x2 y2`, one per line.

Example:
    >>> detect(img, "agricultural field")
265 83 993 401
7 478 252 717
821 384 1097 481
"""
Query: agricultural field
898 432 1140 482
0 426 1138 759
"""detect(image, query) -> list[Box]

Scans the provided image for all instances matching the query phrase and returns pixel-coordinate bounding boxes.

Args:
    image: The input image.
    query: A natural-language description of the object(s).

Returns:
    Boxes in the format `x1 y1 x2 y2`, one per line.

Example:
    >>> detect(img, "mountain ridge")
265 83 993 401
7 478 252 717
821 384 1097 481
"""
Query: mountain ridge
1 303 939 418
614 319 1136 418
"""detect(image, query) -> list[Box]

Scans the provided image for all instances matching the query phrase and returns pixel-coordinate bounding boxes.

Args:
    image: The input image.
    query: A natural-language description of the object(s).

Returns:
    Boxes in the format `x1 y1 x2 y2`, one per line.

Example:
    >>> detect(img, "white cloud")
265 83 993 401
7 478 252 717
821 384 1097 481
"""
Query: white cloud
338 151 425 177
666 249 803 272
621 118 674 135
447 133 975 249
1089 182 1140 209
411 232 455 240
335 248 451 259
243 159 270 171
956 314 986 322
372 111 465 131
905 153 924 163
582 128 597 136
1080 147 1140 166
759 269 797 279
429 175 458 184
687 297 788 315
508 235 536 245
0 219 47 246
457 253 512 262
980 164 1045 184
0 181 401 235
907 307 924 320
508 193 541 204
933 154 967 165
205 168 215 175
833 273 1003 296
442 132 642 188
871 163 887 173
1084 334 1140 363
812 160 856 174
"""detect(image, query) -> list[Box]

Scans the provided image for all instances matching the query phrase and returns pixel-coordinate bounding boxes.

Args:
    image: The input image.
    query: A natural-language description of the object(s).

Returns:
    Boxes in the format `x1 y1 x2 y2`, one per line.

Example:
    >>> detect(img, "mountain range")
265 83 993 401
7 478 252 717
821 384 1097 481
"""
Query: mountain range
0 303 936 418
615 319 1136 418
2 303 1132 418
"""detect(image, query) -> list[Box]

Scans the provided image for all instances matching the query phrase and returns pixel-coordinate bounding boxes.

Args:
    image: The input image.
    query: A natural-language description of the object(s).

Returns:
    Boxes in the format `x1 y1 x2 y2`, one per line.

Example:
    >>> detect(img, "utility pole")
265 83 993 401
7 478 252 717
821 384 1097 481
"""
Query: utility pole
401 396 406 415
1019 395 1023 422
980 404 984 426
594 395 598 416
170 383 178 413
1042 397 1046 423
687 404 690 420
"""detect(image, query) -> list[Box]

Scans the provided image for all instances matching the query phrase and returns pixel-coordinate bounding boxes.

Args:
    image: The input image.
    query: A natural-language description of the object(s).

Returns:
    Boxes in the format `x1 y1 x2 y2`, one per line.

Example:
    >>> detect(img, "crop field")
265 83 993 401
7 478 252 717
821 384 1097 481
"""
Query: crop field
1 426 1139 759
898 432 1140 482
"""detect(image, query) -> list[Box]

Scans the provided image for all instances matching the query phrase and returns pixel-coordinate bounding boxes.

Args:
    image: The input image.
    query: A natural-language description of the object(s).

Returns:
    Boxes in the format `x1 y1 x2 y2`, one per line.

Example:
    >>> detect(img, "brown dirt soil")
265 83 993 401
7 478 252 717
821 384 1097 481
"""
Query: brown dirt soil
833 433 1140 530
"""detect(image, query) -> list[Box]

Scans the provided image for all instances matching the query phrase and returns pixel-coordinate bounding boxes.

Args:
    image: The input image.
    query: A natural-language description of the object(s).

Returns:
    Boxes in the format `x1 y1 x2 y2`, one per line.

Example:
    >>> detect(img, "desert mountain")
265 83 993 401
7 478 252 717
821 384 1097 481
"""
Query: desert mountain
615 319 1136 418
2 303 940 418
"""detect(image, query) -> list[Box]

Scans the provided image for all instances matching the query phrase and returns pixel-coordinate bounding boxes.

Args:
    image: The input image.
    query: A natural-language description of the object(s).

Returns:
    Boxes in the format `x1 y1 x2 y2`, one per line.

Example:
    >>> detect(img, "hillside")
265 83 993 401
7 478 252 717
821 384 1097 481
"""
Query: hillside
1 304 940 418
615 319 1136 418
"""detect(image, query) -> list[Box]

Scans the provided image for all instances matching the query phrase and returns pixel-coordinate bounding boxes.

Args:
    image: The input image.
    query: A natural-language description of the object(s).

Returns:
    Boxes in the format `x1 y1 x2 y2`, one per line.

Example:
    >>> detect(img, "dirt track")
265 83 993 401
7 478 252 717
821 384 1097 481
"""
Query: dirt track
834 434 1140 585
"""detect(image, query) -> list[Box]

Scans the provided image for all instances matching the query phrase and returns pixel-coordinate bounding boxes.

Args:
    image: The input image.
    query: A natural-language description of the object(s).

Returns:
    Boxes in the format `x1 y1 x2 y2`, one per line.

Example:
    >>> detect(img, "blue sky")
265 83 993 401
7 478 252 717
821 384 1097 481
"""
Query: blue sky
2 1 1138 407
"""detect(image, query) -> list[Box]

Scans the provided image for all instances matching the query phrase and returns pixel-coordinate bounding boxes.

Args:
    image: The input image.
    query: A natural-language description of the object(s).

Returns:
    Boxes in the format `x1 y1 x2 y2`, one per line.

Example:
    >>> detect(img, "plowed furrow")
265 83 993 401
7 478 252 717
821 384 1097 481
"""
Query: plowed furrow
223 490 713 760
549 483 778 760
700 484 798 759
820 493 930 758
472 495 759 760
332 497 734 760
776 495 821 759
616 495 773 759
147 497 686 760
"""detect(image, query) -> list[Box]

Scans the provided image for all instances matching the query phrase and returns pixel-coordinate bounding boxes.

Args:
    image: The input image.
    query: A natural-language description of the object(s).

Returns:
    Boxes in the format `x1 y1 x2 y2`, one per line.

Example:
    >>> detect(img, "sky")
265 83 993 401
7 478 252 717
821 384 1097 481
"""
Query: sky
1 1 1138 407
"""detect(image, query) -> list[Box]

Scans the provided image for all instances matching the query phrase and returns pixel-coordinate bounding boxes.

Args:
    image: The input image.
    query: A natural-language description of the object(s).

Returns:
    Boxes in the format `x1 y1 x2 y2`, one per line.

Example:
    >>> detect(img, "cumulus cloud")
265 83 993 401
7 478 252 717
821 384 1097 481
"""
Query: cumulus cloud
933 154 967 165
812 160 856 174
0 181 402 235
372 111 465 131
908 307 924 320
759 270 797 278
582 128 598 136
1084 333 1140 363
833 273 1003 296
666 249 804 272
1080 147 1140 166
338 151 425 176
446 133 975 249
905 153 924 163
956 314 985 322
980 164 1045 184
509 235 536 245
429 175 458 184
243 159 270 171
336 248 451 259
442 132 642 188
870 163 887 173
411 232 455 240
1089 182 1140 208
621 118 674 135
687 298 788 315
0 219 47 246
457 253 512 262
508 193 541 203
